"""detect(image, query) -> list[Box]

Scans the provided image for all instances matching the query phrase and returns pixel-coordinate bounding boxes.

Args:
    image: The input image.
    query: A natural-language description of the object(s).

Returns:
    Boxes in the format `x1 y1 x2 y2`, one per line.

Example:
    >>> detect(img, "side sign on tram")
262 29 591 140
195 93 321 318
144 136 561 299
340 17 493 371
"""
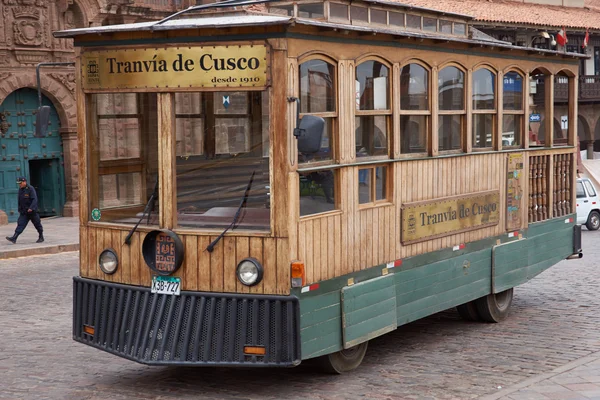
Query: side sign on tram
81 44 270 90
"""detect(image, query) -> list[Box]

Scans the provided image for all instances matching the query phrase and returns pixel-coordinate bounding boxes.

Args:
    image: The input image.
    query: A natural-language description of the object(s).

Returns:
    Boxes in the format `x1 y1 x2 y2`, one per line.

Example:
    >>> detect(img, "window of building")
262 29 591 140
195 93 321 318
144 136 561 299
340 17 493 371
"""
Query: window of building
439 20 452 34
358 165 390 206
438 66 465 151
406 14 421 29
553 72 570 146
502 71 524 148
355 60 390 158
329 2 349 21
423 17 437 32
371 8 387 25
269 4 294 16
298 2 324 18
472 68 496 149
454 23 466 36
351 5 369 23
400 63 430 154
389 11 405 27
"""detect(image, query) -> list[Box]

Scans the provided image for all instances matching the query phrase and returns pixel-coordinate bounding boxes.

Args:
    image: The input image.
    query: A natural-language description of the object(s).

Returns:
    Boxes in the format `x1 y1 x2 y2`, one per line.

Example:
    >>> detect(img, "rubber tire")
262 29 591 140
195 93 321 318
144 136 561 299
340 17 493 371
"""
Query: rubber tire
586 210 600 231
475 288 514 323
456 300 481 321
315 341 368 374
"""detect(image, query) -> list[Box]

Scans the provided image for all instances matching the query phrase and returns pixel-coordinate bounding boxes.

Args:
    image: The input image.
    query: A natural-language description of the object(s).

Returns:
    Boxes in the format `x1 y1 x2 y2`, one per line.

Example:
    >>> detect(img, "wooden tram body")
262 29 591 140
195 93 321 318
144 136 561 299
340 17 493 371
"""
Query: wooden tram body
59 0 583 371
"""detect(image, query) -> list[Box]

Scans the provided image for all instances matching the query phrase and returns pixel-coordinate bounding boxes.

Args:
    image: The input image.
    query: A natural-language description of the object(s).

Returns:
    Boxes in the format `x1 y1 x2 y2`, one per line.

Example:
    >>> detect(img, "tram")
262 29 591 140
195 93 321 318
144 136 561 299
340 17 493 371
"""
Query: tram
53 0 583 373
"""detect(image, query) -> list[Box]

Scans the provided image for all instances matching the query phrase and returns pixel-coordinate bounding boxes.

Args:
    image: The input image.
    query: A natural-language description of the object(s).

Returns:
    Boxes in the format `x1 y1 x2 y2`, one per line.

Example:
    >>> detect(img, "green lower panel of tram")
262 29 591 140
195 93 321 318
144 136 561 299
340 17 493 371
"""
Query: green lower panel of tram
298 216 578 360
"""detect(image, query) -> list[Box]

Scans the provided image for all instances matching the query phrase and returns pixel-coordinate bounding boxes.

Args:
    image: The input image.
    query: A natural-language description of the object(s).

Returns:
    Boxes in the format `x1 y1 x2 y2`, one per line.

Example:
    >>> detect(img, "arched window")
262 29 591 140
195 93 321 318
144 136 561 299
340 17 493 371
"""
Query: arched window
355 60 390 158
298 58 338 216
553 71 570 146
472 68 496 149
529 69 550 147
502 71 524 148
399 63 429 154
438 65 465 151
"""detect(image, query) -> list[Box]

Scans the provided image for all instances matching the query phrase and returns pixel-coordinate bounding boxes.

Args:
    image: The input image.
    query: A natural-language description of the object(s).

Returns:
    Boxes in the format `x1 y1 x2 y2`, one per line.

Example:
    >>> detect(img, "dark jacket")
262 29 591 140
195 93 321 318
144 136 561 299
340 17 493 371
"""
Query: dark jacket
18 184 38 214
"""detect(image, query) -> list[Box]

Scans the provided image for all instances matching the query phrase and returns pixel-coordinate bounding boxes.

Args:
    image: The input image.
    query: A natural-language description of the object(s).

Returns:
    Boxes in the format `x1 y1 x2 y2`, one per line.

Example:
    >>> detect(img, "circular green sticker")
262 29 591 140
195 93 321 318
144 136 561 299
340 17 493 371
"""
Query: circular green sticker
91 208 101 221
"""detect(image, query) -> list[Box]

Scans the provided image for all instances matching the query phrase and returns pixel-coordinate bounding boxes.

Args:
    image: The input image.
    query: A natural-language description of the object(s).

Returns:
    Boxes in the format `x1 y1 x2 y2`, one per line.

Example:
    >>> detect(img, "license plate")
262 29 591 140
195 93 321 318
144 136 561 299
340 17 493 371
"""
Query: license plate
151 276 181 296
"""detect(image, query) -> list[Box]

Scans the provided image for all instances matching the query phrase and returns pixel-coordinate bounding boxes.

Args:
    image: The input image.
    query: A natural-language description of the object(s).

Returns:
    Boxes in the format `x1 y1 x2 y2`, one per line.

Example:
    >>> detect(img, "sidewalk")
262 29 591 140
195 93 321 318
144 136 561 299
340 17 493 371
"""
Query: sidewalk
0 216 79 260
481 353 600 400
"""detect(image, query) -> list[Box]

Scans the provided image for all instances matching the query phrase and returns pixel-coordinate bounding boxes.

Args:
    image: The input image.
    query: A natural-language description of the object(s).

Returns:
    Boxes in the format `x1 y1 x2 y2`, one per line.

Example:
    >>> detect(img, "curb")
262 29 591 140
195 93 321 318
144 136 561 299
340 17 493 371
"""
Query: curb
0 243 79 260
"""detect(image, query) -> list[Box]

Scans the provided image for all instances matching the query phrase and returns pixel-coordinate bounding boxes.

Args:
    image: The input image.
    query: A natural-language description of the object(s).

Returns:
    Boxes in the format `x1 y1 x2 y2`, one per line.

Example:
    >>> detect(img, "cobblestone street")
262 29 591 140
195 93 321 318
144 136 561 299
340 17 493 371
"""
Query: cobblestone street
1 231 599 400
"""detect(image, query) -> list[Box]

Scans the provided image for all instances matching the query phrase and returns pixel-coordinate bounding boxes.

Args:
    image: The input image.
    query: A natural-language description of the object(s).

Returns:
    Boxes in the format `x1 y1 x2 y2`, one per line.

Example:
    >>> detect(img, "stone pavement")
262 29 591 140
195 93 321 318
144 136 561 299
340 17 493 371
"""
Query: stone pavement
483 351 600 400
0 216 79 260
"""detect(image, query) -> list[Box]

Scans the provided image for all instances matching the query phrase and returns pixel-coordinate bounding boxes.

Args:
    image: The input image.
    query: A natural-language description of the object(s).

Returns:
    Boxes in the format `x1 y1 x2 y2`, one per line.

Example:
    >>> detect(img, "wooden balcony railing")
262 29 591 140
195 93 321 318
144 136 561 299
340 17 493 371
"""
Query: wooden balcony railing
534 75 600 103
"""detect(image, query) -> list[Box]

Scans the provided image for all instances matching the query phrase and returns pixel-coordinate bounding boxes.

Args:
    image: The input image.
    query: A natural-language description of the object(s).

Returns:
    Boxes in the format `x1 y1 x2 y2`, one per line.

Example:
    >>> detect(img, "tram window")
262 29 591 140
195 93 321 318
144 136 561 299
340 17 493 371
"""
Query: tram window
529 72 548 147
438 66 465 151
299 59 336 164
88 93 159 225
553 73 569 146
299 169 337 216
371 8 387 25
329 3 349 21
298 3 324 18
269 4 294 16
439 20 452 34
351 6 368 23
407 14 421 30
400 63 430 154
175 91 270 231
355 60 390 158
472 68 496 149
358 165 389 206
389 12 405 27
423 17 437 32
502 71 524 148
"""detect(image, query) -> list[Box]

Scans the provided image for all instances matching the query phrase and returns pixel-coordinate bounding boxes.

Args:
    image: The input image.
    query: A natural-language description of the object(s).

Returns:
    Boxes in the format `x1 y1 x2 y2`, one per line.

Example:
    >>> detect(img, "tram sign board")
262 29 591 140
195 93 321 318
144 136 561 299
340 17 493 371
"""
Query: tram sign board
81 44 270 90
401 191 500 244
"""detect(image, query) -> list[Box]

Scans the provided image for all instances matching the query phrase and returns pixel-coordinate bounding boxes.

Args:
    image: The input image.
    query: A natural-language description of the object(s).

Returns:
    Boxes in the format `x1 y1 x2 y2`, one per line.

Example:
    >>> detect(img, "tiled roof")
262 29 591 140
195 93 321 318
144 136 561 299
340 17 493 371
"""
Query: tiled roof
393 0 600 30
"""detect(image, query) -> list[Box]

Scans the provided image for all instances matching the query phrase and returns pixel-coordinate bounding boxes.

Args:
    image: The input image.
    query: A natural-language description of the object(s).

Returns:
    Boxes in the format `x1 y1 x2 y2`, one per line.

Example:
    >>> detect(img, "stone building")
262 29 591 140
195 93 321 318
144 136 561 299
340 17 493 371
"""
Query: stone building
0 0 189 222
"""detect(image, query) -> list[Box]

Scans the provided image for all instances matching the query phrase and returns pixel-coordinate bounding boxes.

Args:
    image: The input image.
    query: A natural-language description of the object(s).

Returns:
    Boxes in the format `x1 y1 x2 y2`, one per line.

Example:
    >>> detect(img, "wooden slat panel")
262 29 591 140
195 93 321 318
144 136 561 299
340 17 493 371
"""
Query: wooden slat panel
198 236 211 291
130 231 141 286
222 237 237 293
185 235 198 291
320 217 328 281
249 237 264 294
80 226 88 277
138 232 151 286
120 231 131 284
87 227 96 279
263 237 277 293
210 235 224 292
112 230 122 282
276 238 289 294
334 214 341 279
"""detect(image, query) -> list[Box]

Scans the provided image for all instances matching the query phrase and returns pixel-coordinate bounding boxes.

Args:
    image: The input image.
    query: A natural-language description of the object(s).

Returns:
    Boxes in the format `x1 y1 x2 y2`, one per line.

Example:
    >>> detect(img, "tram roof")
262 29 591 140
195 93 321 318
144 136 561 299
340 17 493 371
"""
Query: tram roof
53 12 585 59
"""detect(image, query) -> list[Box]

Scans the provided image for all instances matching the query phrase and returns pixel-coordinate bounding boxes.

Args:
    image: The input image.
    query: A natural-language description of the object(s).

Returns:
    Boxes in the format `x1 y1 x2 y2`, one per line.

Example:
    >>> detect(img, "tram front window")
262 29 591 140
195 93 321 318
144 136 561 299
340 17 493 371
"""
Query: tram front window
175 91 270 231
87 93 160 226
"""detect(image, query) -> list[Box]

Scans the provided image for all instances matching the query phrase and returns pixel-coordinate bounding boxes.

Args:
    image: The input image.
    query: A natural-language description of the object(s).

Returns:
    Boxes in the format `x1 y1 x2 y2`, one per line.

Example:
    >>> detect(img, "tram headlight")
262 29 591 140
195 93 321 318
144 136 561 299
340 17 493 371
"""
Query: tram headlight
236 258 263 286
99 249 118 275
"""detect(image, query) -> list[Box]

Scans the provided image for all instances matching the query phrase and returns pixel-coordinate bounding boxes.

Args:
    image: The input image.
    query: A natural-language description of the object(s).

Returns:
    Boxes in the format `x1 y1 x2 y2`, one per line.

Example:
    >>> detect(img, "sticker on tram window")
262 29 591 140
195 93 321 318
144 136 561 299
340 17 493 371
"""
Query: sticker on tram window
223 95 230 109
91 208 101 221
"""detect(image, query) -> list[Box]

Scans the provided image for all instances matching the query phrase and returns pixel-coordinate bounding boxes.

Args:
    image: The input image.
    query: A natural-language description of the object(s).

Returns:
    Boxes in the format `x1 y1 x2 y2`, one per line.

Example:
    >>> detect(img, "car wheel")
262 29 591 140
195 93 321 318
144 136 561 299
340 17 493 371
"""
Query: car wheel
475 288 513 323
586 211 600 231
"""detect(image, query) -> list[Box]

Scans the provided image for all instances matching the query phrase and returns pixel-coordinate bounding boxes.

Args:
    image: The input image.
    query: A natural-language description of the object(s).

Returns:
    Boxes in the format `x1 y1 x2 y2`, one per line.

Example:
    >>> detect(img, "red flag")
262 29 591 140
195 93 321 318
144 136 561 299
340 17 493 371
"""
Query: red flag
583 28 590 49
556 26 568 46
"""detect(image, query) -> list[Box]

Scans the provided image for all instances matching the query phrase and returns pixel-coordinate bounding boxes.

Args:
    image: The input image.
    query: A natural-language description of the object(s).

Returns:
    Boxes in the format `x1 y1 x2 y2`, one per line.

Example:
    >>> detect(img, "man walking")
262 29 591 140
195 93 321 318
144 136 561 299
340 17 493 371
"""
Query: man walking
6 176 44 244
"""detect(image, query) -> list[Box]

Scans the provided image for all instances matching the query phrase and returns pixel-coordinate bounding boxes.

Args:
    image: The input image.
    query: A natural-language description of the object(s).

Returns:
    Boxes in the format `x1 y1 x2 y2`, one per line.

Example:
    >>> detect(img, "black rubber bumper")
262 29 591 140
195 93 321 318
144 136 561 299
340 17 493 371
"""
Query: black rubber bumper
73 277 301 367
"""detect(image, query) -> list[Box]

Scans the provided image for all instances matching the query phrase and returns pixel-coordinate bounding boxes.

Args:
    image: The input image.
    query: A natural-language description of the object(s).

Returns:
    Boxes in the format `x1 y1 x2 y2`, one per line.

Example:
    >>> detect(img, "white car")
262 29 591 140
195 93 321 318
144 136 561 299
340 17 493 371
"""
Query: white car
576 178 600 230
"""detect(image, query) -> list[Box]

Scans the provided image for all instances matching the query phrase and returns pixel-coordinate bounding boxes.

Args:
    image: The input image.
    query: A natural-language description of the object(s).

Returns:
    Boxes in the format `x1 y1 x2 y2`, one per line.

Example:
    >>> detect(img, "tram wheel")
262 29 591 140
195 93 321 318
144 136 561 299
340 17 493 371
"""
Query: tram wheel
456 300 481 321
316 341 368 374
475 288 514 323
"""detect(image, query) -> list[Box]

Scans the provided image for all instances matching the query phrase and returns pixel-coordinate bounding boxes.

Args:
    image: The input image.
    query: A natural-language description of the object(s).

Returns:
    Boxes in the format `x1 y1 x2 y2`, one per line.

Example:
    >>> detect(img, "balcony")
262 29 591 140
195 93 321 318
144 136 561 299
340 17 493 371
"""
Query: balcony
534 76 600 103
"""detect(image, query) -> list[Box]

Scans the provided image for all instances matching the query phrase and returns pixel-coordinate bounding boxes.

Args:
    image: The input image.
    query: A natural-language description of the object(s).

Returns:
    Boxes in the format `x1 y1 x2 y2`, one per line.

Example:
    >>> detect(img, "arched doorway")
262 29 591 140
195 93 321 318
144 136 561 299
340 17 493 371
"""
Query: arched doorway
0 88 66 222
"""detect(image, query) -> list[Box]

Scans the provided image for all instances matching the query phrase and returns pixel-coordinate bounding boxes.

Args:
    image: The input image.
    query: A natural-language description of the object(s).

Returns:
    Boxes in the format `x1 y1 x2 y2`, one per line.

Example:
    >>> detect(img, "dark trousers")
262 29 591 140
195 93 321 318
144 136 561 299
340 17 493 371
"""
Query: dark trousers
15 212 43 235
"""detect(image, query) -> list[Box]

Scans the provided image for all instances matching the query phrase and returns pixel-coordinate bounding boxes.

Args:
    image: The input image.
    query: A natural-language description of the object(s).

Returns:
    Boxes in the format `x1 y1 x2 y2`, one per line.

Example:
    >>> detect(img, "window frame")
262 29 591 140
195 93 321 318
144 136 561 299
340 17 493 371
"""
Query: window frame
437 63 467 153
357 163 392 208
399 60 431 156
354 57 393 161
502 69 525 149
471 66 497 151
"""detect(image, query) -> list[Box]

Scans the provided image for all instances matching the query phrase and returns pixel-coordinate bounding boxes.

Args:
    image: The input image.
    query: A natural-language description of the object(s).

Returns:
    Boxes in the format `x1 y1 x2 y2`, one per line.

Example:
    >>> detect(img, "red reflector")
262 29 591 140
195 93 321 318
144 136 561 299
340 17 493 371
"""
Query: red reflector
394 259 403 267
309 283 320 291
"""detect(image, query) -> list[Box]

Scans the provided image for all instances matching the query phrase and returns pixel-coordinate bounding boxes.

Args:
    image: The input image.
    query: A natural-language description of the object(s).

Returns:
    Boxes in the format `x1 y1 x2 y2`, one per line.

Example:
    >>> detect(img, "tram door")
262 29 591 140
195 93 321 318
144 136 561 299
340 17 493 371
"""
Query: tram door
0 88 65 221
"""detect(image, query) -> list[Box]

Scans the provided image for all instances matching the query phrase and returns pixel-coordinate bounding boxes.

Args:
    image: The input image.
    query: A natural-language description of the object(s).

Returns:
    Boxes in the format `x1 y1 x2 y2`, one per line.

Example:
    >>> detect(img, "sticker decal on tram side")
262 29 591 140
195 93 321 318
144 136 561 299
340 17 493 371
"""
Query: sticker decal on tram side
81 44 270 90
401 191 500 244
